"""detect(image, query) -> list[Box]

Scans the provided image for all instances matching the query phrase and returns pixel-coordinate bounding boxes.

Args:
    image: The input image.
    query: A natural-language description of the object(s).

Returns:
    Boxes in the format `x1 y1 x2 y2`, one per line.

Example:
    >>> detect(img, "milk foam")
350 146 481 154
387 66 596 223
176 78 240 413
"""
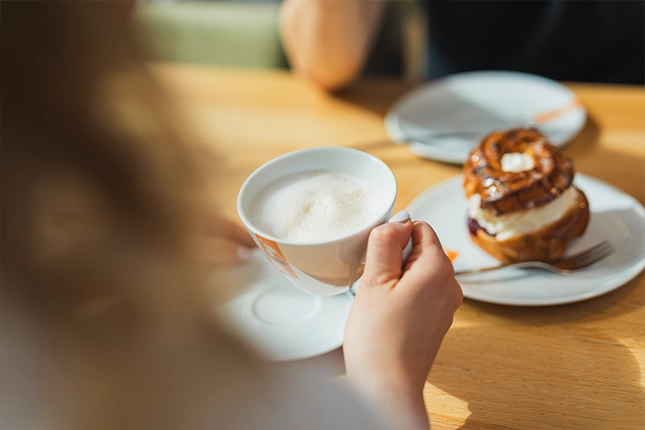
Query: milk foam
249 170 384 242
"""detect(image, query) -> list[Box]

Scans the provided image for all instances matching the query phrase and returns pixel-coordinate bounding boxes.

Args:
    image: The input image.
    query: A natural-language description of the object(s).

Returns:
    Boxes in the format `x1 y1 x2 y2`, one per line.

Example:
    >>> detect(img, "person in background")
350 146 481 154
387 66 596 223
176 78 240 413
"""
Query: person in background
280 0 645 91
1 2 462 430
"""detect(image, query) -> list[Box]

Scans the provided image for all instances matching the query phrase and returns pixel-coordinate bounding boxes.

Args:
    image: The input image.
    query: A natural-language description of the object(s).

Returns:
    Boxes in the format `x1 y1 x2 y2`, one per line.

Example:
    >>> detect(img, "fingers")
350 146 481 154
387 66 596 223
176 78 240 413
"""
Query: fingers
362 220 414 289
405 221 447 269
401 222 463 307
190 236 255 266
222 218 257 249
401 222 453 280
200 214 257 248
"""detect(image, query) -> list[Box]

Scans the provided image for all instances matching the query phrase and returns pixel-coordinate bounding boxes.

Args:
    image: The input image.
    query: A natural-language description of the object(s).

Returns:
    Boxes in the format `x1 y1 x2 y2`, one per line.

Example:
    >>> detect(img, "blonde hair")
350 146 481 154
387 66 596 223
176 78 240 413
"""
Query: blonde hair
3 1 205 309
2 4 257 427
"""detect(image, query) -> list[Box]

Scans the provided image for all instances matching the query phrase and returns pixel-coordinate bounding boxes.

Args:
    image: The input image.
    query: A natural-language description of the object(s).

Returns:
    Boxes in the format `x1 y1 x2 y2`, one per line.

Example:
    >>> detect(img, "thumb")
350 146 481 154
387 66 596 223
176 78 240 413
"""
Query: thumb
362 213 413 289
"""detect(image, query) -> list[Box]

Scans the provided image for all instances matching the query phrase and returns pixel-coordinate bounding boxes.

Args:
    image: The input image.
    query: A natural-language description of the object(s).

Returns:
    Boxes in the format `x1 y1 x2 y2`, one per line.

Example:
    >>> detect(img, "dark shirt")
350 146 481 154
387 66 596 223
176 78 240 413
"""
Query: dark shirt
422 0 644 84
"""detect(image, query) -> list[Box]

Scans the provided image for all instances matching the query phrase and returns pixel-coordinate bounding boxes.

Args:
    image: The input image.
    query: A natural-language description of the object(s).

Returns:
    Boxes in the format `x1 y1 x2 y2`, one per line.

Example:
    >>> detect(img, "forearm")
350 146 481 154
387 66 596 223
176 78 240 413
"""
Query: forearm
347 370 430 430
279 0 386 91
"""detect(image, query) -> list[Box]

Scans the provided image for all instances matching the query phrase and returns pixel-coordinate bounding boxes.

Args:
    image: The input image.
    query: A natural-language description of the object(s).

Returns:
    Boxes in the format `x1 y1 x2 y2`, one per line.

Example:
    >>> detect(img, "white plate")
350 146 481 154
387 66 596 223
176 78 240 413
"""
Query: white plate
406 174 645 306
385 71 586 164
211 251 353 361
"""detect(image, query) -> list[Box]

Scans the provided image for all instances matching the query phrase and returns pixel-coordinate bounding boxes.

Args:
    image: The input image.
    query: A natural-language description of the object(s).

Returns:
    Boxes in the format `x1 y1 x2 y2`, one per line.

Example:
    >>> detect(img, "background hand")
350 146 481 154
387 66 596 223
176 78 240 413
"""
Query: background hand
189 213 257 266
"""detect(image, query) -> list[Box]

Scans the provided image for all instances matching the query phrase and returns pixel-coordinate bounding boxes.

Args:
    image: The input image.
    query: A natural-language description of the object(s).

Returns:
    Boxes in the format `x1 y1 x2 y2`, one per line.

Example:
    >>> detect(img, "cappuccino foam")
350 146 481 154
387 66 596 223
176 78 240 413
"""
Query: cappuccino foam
249 170 384 242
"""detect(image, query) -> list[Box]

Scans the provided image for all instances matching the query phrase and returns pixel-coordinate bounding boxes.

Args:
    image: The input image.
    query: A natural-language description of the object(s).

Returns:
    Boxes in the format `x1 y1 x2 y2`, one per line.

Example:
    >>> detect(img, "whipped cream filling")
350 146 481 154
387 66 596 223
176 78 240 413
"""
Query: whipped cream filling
468 186 580 241
501 152 535 172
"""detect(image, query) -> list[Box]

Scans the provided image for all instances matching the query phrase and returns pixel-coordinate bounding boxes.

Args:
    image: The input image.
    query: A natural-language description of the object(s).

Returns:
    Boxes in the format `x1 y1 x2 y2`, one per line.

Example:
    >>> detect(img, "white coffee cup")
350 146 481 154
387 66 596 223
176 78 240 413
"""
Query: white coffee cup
237 147 398 296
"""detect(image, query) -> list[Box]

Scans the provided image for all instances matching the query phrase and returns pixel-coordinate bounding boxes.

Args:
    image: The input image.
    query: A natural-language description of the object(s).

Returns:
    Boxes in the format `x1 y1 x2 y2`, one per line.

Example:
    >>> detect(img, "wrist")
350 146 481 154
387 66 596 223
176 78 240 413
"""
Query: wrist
353 385 429 430
347 366 429 430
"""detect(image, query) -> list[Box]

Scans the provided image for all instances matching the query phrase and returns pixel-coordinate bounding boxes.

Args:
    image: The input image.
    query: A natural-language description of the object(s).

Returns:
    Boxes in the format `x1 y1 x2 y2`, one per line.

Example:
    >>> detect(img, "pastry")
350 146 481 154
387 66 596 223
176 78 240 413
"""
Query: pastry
463 128 589 262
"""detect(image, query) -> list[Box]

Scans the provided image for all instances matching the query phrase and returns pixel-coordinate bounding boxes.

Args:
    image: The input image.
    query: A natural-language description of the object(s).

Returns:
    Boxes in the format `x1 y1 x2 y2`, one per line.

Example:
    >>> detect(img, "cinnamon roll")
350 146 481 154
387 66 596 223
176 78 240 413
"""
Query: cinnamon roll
463 128 589 262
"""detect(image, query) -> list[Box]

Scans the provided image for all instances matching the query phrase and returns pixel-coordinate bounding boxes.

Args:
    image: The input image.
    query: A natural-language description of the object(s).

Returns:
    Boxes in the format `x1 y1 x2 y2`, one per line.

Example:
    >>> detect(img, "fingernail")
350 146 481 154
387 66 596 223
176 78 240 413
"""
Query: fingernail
388 210 411 223
237 246 254 262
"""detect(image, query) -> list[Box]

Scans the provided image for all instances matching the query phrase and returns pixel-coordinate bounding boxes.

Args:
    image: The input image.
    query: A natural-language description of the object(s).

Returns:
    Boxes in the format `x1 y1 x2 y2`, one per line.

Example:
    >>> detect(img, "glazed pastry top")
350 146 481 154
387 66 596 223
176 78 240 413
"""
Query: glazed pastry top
463 128 574 216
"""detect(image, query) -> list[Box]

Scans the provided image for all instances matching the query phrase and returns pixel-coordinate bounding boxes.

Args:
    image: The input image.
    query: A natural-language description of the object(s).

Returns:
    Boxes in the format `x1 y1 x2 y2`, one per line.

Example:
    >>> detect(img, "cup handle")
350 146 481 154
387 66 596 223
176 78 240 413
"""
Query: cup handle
388 210 414 264
402 237 413 263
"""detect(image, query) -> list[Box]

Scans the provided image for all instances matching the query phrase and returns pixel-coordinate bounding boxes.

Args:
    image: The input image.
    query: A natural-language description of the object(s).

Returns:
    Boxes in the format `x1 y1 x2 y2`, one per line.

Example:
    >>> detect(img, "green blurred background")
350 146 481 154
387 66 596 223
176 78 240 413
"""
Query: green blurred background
138 0 287 68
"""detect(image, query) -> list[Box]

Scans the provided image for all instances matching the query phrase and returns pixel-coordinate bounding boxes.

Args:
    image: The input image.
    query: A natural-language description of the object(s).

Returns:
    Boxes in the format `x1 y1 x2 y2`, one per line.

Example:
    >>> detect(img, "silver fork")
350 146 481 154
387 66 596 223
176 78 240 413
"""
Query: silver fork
454 241 615 276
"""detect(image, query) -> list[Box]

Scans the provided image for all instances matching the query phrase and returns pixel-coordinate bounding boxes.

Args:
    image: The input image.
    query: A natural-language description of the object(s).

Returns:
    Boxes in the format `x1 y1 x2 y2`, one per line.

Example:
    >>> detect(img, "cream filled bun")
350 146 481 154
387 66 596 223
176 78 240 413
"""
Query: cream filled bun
463 128 590 262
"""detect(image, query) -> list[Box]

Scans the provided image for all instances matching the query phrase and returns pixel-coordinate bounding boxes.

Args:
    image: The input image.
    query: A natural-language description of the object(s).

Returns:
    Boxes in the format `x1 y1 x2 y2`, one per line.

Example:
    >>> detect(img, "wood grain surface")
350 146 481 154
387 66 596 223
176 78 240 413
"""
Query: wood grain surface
153 63 645 430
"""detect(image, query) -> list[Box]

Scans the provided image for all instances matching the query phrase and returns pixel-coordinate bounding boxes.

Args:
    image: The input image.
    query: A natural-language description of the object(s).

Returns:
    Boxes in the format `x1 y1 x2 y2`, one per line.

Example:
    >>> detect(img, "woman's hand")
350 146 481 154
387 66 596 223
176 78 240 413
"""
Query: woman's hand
343 212 463 430
188 213 257 267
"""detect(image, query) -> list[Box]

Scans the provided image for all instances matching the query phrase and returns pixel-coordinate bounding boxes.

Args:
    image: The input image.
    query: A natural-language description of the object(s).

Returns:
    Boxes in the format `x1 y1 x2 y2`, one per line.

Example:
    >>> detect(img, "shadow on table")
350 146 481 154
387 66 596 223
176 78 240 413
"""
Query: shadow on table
430 326 645 429
334 78 419 118
568 115 645 206
563 113 601 158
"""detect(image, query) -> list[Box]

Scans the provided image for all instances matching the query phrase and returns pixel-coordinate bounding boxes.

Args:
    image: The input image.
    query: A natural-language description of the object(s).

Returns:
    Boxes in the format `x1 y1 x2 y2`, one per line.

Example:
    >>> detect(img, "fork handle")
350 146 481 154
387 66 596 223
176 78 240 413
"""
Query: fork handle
454 261 538 276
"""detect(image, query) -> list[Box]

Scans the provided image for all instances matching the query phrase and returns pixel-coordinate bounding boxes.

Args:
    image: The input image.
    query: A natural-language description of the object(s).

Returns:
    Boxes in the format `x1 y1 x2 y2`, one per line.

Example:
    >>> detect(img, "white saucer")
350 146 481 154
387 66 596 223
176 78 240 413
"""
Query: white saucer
385 71 586 164
407 174 645 306
211 251 353 361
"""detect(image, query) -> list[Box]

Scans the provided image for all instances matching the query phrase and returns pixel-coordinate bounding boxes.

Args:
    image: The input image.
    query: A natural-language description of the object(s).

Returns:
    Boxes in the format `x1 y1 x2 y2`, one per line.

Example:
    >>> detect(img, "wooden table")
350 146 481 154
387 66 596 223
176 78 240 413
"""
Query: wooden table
154 63 645 430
